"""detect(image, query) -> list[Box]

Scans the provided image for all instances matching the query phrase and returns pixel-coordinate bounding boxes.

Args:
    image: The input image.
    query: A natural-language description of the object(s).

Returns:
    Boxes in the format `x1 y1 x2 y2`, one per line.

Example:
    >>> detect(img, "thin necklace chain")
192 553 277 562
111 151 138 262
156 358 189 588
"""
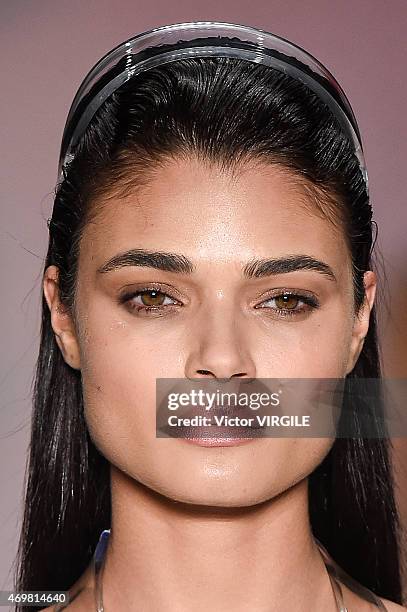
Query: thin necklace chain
93 530 349 611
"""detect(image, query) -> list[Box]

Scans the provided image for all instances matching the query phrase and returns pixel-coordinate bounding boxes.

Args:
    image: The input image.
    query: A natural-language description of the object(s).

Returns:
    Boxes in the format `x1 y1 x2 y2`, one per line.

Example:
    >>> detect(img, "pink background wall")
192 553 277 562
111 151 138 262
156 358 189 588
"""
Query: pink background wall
1 0 406 597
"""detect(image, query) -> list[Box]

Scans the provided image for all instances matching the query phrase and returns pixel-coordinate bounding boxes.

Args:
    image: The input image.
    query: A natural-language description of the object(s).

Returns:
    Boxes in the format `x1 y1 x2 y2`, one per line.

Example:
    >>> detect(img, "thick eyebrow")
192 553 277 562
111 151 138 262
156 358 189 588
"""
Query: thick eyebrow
242 254 337 282
97 249 336 282
97 249 194 274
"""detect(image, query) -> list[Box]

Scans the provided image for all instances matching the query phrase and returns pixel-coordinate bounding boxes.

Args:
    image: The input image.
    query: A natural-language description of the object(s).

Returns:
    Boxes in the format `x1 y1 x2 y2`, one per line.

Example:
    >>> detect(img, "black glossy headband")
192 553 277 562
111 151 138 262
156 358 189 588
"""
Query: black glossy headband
58 21 369 195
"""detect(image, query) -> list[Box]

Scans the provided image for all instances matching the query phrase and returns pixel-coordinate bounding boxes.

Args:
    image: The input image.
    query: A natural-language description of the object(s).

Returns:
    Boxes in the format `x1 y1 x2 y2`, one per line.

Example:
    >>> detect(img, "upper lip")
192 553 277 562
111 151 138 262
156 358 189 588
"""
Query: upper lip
157 403 265 435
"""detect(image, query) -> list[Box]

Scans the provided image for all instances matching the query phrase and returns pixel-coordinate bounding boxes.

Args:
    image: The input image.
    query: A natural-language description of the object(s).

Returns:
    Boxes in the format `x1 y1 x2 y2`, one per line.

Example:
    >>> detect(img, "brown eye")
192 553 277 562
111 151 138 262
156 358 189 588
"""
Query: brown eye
120 287 181 315
274 295 299 310
139 290 167 307
255 291 319 318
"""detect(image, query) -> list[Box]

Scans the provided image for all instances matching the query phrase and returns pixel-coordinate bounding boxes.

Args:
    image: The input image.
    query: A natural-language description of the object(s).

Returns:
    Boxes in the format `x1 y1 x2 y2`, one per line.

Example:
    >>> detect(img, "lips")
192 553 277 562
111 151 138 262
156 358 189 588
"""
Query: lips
162 426 263 440
158 406 265 439
156 387 274 439
156 377 290 439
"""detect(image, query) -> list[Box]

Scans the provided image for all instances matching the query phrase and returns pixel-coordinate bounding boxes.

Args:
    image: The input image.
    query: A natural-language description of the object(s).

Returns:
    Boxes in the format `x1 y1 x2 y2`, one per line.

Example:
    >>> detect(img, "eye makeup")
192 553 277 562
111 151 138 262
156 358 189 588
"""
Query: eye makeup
117 283 320 319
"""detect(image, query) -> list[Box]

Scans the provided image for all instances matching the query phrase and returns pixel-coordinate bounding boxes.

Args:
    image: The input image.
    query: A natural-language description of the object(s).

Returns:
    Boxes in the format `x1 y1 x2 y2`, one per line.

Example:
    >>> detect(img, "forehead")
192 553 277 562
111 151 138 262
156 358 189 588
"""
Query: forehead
80 157 349 270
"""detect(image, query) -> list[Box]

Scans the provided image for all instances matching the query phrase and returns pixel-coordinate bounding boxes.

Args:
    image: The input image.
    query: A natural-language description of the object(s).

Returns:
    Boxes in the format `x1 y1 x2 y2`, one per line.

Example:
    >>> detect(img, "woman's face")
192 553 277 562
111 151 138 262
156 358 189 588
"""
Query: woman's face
45 157 375 506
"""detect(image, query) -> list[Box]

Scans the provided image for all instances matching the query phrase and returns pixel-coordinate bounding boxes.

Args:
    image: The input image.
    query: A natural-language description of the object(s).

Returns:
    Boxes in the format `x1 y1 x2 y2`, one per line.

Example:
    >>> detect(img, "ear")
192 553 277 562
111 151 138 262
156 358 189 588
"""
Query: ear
43 265 81 370
345 270 377 375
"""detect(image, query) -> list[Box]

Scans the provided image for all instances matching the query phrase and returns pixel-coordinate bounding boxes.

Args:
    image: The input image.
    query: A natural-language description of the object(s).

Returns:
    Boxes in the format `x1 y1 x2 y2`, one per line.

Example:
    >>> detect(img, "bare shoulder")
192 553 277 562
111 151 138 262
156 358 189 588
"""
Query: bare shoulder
379 597 407 611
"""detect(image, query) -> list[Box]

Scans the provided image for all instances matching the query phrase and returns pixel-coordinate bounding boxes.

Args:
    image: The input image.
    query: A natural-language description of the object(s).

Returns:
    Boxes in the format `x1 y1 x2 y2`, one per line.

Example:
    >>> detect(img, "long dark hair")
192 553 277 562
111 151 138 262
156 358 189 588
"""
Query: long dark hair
15 54 403 607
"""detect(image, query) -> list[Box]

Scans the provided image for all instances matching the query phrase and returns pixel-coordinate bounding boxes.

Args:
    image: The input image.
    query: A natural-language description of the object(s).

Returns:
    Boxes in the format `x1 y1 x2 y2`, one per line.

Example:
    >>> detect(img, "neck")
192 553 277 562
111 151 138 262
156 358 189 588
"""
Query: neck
98 466 336 611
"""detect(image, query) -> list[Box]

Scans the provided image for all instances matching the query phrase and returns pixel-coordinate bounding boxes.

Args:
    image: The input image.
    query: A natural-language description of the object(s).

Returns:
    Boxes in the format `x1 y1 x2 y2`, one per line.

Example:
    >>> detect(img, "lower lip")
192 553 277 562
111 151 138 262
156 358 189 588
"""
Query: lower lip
182 436 256 447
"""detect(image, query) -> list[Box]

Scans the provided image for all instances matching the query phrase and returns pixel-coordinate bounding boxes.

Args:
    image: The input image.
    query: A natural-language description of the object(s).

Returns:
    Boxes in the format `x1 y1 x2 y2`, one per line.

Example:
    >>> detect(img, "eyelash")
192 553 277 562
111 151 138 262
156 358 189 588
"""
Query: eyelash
119 285 320 318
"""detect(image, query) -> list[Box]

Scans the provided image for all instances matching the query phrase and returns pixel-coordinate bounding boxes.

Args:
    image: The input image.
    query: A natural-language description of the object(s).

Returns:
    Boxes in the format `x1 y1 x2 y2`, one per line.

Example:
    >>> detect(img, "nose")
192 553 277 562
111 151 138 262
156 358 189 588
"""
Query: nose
184 309 256 381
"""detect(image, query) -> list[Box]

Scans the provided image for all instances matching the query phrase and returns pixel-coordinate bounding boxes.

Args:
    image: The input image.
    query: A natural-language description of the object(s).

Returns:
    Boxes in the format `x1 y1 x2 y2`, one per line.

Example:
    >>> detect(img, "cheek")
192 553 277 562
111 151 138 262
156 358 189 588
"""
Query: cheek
249 307 354 378
290 320 352 377
76 304 196 482
79 324 160 452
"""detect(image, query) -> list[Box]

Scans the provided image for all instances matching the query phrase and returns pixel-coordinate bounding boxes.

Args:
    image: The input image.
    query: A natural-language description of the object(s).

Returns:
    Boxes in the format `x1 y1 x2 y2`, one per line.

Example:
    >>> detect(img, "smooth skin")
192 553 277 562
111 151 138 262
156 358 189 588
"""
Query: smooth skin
43 157 404 611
